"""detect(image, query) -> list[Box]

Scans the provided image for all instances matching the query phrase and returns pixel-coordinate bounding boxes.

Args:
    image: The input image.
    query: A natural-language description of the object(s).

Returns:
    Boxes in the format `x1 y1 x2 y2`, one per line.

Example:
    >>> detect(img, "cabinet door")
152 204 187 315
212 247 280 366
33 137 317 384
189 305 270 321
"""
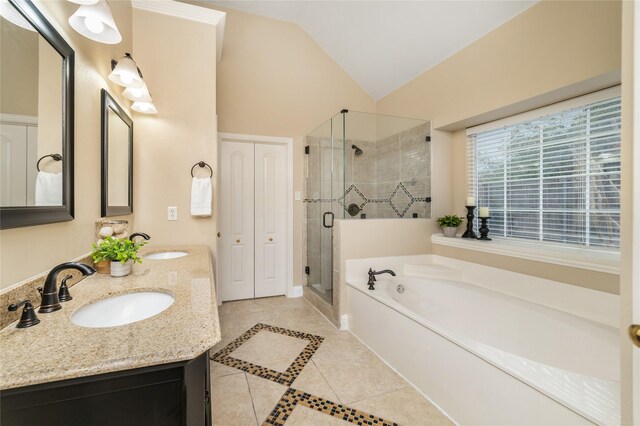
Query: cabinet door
219 141 255 301
254 143 287 298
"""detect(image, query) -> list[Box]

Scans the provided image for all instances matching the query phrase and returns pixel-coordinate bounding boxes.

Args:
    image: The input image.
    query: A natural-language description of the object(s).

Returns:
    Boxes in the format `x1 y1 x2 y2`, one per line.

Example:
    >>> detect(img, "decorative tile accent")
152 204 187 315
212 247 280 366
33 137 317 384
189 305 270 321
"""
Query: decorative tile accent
264 387 398 426
212 323 324 386
304 181 430 219
389 183 413 218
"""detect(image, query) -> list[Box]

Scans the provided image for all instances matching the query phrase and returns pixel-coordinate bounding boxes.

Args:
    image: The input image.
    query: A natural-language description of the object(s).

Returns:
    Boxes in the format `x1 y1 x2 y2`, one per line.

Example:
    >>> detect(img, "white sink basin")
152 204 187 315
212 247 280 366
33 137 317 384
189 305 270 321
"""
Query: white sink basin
71 291 175 328
143 251 188 260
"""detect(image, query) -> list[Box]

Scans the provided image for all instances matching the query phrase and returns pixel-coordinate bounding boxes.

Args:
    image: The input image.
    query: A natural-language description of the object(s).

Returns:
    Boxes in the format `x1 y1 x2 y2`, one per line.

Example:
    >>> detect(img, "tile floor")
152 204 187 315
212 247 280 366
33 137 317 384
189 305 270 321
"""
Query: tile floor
210 296 453 426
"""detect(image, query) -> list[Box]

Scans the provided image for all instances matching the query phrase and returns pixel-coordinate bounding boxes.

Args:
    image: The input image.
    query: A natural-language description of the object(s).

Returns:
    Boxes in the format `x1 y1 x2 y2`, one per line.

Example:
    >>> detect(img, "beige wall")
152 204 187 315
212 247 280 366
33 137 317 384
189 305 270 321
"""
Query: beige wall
131 9 217 263
373 0 622 293
0 0 134 288
194 6 376 286
0 17 39 116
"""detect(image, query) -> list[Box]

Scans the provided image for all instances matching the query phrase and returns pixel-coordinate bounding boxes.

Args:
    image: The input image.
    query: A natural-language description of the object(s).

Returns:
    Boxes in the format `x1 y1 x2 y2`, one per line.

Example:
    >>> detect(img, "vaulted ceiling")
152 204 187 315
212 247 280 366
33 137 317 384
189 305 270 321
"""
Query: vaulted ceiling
202 1 536 100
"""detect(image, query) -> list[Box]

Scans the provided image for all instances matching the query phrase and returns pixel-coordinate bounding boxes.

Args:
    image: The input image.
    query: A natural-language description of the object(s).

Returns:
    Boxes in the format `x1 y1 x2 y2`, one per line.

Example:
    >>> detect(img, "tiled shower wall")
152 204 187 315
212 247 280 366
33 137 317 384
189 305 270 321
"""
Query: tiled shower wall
303 122 431 305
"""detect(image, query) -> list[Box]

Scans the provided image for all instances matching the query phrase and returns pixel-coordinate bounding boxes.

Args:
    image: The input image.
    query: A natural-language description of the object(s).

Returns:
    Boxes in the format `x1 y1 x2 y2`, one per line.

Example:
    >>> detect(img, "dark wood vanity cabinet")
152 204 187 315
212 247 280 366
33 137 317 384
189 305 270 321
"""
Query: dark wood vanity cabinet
0 350 211 426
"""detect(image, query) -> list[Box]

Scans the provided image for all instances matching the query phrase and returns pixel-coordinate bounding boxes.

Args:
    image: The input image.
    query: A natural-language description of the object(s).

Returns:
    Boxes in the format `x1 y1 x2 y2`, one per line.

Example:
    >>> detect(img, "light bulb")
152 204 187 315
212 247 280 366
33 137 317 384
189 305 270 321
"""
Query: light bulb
130 88 143 98
84 15 104 33
120 73 133 85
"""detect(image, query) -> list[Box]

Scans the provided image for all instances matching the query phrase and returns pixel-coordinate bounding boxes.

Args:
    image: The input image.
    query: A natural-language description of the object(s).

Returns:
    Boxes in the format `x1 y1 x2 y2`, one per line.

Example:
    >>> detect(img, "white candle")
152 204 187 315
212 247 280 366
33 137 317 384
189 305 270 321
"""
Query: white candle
479 207 490 217
466 196 476 206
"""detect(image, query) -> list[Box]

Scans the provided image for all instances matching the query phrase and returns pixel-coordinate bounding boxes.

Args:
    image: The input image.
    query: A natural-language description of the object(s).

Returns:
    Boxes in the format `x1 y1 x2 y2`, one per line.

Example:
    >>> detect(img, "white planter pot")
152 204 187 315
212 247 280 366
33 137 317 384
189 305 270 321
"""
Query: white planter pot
110 260 132 277
442 227 458 238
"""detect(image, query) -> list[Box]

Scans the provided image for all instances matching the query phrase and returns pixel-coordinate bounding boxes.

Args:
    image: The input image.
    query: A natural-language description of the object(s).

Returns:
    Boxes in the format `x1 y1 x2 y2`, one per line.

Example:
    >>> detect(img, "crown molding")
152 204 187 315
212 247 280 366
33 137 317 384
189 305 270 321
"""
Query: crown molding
132 1 226 62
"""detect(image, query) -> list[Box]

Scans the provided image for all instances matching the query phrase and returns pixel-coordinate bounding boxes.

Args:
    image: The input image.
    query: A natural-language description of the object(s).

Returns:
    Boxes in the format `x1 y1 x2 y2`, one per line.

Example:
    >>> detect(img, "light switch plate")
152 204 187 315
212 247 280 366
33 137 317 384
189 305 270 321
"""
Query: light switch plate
168 206 178 221
295 191 301 201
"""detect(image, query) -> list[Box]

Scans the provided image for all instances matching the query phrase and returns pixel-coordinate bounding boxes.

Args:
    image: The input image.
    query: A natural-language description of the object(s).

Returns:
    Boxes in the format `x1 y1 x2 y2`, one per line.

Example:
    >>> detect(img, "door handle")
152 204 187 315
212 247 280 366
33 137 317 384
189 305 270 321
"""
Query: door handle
629 324 640 348
323 212 334 228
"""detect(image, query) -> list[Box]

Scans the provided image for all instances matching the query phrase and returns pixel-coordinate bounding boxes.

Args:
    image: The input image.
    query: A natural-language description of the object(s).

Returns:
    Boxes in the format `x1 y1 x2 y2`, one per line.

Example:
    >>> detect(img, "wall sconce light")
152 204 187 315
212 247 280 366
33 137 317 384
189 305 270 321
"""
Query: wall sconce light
123 80 152 103
131 101 158 115
68 0 121 44
109 53 143 88
0 0 36 31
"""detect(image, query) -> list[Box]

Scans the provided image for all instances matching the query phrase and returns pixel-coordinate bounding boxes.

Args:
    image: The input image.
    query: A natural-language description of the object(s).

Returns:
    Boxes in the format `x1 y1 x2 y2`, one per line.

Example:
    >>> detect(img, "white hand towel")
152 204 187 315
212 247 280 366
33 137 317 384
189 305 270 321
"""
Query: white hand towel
191 177 212 217
35 171 63 206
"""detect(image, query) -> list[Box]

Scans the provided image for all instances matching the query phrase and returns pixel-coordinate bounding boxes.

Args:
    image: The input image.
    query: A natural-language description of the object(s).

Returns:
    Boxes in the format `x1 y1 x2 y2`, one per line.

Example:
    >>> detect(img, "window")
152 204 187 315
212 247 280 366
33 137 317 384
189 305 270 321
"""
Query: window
467 87 621 250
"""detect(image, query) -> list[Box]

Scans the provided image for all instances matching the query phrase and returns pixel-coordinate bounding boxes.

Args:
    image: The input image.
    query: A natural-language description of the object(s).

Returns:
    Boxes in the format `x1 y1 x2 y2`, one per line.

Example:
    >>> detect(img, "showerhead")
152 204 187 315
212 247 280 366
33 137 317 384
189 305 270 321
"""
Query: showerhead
352 145 363 156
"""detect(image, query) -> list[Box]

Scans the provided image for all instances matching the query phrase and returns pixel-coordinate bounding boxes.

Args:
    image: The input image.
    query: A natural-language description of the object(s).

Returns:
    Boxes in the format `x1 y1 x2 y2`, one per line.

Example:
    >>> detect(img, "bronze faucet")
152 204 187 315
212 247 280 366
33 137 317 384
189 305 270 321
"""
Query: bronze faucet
367 269 396 290
39 262 96 313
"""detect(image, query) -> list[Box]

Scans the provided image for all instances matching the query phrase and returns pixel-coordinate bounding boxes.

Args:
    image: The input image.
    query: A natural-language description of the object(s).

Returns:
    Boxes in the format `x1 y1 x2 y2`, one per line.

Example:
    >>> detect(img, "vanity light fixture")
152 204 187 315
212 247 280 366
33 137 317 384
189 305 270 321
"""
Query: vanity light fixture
122 80 152 103
108 53 143 88
131 101 158 115
67 0 99 4
0 0 36 31
68 0 121 45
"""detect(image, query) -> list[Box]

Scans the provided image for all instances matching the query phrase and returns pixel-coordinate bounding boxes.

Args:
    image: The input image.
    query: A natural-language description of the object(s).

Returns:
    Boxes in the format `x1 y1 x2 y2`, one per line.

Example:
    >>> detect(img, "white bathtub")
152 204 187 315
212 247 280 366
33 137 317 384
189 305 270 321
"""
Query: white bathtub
345 255 620 425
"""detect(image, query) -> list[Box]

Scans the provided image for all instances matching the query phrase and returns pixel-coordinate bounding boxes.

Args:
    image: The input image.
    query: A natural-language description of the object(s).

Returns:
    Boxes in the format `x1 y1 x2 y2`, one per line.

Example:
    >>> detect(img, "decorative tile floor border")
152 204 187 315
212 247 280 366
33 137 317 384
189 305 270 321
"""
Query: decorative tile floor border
264 388 398 426
211 323 324 386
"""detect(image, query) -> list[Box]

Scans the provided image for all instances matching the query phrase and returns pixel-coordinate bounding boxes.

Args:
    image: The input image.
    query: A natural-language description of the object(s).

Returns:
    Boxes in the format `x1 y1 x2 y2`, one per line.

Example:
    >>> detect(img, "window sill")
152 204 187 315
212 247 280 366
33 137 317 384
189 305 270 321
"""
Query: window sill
431 234 620 275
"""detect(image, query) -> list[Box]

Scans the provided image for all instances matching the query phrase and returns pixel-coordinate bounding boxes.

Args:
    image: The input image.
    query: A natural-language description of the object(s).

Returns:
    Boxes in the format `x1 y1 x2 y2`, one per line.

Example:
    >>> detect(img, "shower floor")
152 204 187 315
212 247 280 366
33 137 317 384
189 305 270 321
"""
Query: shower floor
310 283 332 303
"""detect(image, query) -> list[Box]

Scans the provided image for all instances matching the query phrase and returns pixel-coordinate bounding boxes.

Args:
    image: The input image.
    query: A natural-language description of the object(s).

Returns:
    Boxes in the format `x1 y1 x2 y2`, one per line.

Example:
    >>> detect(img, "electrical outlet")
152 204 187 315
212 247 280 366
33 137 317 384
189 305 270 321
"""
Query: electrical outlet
168 206 178 221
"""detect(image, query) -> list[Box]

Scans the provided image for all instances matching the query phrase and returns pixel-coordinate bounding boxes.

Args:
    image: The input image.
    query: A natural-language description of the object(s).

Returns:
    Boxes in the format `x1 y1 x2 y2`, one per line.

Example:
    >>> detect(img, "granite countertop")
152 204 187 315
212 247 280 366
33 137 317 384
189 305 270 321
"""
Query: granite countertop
0 245 221 390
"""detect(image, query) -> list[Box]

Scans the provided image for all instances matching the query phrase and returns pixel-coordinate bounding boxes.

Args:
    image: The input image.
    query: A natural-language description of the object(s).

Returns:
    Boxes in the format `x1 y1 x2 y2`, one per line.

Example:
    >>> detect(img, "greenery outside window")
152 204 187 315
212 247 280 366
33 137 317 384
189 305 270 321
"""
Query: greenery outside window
466 87 621 250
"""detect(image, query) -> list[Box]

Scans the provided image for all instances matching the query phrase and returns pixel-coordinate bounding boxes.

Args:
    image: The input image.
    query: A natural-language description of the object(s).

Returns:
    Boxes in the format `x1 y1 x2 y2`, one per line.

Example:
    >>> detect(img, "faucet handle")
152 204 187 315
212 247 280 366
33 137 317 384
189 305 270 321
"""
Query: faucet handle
58 274 73 302
8 300 41 328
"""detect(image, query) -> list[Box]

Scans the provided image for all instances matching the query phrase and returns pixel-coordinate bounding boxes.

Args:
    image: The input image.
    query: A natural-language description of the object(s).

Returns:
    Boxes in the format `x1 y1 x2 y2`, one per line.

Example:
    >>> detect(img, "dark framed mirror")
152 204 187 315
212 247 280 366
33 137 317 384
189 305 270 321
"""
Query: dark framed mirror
0 0 74 229
101 89 133 217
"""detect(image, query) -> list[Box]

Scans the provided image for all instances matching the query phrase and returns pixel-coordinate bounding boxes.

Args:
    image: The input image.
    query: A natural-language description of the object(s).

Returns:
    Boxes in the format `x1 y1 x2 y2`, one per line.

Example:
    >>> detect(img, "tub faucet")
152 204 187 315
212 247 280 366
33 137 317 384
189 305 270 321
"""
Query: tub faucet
130 232 150 242
367 268 396 290
39 262 96 313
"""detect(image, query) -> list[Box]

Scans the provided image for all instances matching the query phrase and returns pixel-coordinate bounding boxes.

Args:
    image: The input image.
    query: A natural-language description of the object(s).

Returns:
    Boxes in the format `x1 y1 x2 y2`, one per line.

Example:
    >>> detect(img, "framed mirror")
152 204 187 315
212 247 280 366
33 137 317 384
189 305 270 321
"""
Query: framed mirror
101 89 133 217
0 0 74 229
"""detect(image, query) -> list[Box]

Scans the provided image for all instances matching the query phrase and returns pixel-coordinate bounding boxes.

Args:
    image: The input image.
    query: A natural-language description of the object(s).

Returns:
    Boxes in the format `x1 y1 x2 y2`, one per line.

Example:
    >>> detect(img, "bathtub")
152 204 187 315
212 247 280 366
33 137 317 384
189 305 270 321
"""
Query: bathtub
345 255 620 425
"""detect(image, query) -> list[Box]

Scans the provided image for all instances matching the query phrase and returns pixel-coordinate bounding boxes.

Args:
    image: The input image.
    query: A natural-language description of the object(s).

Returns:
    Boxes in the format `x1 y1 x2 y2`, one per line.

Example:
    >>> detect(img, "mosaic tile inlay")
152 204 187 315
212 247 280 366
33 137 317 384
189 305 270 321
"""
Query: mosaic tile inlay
212 323 324 386
264 387 398 426
304 181 431 218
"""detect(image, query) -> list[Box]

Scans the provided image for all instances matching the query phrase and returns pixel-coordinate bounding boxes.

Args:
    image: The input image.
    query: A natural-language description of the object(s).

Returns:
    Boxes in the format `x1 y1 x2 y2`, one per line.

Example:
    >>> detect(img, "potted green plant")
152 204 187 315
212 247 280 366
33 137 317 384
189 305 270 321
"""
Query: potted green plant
91 236 146 277
436 215 464 237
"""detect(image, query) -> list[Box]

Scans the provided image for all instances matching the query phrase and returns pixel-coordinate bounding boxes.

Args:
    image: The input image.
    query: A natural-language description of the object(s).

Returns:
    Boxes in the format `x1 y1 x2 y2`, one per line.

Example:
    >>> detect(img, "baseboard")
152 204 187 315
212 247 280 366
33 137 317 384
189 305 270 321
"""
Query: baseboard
340 314 350 330
287 285 303 298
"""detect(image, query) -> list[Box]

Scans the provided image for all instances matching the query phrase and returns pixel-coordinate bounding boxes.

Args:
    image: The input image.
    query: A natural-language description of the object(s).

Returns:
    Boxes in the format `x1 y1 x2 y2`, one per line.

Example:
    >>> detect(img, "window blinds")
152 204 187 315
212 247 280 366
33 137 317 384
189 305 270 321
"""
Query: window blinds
466 88 621 249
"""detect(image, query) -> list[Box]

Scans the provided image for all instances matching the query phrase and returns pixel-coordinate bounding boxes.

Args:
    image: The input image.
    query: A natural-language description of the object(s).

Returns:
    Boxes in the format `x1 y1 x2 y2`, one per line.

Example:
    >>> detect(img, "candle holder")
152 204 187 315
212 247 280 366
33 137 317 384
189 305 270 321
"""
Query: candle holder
461 206 477 238
477 217 491 241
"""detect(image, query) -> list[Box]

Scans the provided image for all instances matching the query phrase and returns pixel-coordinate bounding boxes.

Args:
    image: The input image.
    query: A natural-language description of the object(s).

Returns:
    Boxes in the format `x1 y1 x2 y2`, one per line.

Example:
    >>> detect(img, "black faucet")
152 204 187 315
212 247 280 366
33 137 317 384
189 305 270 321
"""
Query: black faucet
39 262 96 313
367 268 396 290
129 232 150 242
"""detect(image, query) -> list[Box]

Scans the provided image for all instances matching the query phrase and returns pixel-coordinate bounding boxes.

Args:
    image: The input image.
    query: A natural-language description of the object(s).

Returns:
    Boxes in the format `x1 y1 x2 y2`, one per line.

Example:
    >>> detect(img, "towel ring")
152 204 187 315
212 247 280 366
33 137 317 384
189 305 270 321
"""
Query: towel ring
191 161 213 178
36 154 63 172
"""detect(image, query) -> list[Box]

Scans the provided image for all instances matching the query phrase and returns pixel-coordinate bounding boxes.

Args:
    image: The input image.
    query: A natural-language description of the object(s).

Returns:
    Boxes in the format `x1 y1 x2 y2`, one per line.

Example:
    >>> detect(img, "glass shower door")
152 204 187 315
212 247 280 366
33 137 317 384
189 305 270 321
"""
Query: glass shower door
305 113 345 304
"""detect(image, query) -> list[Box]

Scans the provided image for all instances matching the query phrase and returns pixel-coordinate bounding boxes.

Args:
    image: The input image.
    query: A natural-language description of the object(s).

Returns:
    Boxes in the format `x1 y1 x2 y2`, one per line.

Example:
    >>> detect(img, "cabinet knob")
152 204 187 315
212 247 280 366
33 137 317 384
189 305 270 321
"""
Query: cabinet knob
268 237 273 242
236 239 240 243
217 232 221 238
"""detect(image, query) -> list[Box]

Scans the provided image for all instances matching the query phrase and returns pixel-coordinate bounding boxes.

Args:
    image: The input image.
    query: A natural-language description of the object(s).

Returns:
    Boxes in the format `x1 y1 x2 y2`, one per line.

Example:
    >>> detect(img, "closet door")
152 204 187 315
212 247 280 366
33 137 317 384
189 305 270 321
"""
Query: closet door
220 141 255 301
254 143 287 298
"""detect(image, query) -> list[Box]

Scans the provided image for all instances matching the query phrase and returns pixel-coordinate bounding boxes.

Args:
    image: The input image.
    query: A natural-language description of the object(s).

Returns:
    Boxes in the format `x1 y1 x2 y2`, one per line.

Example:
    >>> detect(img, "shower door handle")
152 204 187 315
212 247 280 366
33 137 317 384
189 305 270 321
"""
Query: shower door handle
323 212 334 228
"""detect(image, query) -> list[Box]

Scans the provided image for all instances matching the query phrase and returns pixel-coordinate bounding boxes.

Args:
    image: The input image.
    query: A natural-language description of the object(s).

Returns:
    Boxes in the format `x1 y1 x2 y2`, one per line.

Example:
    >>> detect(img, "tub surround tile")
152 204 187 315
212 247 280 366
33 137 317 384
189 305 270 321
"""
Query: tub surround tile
212 373 258 426
0 246 221 390
349 387 454 426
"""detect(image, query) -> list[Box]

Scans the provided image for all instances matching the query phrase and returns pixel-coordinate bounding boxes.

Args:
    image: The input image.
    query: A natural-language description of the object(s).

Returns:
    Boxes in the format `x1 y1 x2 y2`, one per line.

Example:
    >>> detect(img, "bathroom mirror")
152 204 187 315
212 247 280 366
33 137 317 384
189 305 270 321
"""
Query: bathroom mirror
101 89 133 217
0 0 74 229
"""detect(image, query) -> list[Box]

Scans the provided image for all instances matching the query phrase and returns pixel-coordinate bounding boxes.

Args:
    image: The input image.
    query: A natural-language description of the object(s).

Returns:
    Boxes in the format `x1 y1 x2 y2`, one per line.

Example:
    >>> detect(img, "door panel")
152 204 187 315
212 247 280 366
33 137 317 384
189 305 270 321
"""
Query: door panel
254 143 286 298
0 124 28 206
220 141 254 301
